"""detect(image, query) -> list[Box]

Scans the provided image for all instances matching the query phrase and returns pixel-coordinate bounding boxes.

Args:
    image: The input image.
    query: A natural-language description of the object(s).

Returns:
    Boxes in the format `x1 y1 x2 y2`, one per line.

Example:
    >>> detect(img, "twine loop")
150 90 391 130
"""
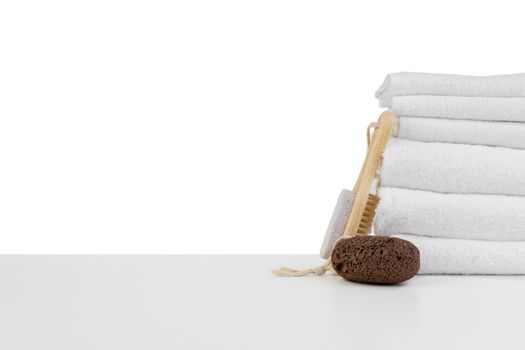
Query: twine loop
272 260 331 277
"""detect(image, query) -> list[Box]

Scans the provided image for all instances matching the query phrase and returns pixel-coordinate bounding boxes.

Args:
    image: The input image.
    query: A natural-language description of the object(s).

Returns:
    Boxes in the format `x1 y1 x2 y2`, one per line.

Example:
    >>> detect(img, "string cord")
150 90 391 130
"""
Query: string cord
272 260 332 277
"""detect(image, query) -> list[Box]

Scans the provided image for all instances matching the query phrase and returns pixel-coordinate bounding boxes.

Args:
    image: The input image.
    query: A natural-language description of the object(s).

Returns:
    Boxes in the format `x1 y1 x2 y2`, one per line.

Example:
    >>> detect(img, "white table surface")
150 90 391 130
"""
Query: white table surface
1 255 524 350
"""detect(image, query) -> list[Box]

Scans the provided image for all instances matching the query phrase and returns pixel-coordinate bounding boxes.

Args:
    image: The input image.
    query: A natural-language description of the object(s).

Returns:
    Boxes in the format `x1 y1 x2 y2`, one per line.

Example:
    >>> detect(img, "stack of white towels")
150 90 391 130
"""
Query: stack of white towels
374 72 525 274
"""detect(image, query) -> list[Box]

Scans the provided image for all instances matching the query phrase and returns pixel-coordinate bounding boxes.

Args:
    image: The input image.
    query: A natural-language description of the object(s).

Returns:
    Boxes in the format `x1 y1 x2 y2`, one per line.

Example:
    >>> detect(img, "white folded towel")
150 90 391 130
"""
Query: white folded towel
389 95 525 122
375 187 525 241
396 116 525 149
376 72 525 108
380 138 525 196
392 234 525 275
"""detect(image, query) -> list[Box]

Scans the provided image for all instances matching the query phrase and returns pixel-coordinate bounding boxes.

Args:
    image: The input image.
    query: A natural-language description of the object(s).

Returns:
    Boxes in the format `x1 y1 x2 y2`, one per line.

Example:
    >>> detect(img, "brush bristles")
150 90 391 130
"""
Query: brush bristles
356 194 379 236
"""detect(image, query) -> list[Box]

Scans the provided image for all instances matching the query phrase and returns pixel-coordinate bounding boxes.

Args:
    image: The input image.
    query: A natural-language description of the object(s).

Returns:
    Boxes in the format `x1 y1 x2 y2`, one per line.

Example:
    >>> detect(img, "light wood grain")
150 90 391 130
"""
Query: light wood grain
343 111 394 237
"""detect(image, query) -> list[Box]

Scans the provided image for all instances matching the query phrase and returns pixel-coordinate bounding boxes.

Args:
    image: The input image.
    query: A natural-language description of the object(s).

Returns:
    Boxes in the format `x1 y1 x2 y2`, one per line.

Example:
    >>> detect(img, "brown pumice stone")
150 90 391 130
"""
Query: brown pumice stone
331 236 419 284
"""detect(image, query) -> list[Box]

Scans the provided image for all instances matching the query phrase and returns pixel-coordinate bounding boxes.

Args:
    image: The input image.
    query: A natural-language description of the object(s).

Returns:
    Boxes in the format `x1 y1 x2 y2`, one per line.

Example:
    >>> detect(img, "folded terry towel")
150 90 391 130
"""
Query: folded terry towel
389 95 525 122
396 116 525 150
392 234 525 274
376 72 525 107
380 138 525 196
375 187 525 241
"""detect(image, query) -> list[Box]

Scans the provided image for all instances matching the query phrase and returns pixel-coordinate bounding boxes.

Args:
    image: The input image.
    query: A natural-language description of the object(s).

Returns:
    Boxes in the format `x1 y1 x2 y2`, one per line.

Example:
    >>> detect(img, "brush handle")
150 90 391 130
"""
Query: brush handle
343 111 394 237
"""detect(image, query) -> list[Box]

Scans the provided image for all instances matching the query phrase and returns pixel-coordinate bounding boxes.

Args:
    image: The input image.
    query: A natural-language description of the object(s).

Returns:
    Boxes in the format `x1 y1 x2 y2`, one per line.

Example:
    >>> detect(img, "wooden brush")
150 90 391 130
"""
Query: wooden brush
273 111 395 277
343 111 394 238
319 111 394 259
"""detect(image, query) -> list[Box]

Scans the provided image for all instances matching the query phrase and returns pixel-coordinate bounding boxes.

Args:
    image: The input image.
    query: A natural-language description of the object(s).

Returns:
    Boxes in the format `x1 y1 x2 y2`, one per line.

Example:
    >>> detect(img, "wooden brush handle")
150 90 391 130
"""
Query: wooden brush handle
343 111 395 238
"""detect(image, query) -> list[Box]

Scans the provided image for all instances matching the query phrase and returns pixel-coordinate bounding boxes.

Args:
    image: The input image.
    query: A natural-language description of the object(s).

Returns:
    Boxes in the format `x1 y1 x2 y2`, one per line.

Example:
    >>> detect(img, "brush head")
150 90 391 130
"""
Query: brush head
357 194 379 236
320 190 380 259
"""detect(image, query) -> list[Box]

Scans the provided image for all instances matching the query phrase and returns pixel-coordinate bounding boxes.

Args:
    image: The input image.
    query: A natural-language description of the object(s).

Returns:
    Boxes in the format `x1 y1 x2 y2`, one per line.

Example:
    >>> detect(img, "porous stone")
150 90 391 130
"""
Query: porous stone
331 236 419 284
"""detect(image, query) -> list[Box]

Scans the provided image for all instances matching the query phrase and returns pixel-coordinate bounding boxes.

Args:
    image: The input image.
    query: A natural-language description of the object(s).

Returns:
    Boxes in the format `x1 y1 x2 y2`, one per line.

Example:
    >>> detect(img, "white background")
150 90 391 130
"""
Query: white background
0 0 523 253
